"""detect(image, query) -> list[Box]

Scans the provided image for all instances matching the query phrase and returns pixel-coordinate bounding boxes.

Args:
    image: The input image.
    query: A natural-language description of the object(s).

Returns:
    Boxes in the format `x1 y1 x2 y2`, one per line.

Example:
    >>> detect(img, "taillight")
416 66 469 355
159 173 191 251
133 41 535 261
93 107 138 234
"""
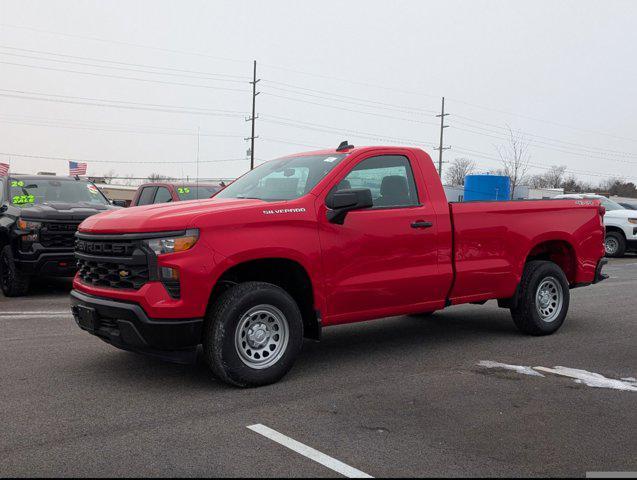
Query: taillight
598 205 606 217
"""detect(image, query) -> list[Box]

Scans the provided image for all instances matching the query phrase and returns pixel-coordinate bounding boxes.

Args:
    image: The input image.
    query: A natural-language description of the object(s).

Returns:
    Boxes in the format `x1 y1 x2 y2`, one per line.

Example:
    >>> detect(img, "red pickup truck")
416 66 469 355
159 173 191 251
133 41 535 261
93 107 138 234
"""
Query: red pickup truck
71 144 607 387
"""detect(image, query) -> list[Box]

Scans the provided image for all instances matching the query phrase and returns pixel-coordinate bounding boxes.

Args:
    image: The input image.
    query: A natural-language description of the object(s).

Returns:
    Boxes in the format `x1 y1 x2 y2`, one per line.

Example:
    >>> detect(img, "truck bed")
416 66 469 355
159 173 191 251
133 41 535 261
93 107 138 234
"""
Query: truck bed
448 199 605 304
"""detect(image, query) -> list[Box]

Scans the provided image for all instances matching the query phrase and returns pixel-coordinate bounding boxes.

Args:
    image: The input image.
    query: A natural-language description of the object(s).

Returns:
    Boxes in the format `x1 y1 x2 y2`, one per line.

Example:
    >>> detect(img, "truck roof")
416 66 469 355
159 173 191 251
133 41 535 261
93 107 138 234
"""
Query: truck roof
4 174 81 181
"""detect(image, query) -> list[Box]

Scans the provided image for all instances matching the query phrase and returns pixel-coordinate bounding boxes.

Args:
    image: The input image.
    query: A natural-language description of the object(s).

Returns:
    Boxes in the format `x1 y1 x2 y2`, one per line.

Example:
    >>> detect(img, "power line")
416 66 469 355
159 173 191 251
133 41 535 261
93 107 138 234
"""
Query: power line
0 44 249 80
452 114 637 160
0 60 249 92
0 23 249 65
0 49 248 83
447 97 637 145
0 114 244 137
0 151 248 165
260 80 438 115
3 24 630 145
261 91 440 126
260 138 324 149
449 124 637 166
260 62 441 99
0 88 248 117
452 146 637 181
260 114 438 147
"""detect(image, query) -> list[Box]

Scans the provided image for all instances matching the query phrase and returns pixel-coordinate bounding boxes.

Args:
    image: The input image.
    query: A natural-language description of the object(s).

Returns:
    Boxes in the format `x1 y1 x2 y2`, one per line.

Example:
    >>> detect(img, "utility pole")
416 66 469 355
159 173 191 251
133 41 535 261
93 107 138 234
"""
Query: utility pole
245 60 260 170
435 96 450 177
196 126 200 199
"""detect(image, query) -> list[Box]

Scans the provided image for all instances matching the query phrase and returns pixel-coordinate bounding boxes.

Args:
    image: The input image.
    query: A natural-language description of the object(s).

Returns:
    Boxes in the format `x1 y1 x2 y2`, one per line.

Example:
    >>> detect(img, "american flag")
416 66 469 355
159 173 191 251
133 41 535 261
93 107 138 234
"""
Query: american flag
69 161 87 176
0 162 9 176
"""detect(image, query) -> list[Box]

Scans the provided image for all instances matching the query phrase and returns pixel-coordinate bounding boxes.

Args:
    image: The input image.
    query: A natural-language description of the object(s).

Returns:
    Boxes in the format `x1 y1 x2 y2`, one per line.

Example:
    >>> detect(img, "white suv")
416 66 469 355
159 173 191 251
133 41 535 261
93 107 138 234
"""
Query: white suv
555 194 637 257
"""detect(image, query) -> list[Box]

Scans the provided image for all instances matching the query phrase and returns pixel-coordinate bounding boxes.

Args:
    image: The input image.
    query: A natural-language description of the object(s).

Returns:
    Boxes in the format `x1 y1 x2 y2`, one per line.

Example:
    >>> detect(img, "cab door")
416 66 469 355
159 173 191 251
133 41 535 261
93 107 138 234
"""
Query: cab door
316 151 445 324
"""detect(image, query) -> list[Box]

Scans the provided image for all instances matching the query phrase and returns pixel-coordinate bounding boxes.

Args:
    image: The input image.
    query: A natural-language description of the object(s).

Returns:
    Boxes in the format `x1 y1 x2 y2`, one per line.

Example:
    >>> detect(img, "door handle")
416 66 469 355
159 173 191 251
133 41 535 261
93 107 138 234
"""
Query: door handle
411 220 433 229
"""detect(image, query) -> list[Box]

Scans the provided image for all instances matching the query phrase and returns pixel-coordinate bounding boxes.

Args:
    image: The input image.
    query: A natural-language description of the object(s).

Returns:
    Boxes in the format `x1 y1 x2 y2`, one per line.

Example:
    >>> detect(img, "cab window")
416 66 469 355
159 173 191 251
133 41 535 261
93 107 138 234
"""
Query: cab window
334 155 419 208
153 187 173 204
137 187 156 206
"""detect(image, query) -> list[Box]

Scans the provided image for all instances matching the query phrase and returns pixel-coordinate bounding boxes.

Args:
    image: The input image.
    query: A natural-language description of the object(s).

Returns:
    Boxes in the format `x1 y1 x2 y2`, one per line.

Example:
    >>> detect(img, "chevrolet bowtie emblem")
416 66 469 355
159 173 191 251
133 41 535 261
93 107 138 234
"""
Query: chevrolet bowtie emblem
119 270 130 278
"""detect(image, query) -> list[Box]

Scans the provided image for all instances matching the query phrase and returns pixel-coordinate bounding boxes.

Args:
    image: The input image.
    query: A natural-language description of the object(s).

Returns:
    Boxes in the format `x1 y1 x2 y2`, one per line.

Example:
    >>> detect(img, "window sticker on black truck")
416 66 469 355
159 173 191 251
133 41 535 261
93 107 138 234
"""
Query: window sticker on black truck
12 194 35 205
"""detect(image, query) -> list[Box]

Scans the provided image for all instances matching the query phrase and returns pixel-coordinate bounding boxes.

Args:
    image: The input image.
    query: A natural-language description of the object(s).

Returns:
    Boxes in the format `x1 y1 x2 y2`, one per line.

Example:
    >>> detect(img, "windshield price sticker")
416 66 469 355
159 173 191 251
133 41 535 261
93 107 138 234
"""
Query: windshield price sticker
12 194 35 205
87 184 99 195
323 157 338 163
178 187 191 194
10 180 25 187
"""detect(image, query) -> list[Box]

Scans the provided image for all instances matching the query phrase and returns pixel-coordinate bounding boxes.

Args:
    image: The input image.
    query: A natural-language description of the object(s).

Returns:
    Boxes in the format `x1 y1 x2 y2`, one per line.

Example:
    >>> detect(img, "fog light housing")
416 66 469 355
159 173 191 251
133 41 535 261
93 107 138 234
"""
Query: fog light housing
160 267 181 299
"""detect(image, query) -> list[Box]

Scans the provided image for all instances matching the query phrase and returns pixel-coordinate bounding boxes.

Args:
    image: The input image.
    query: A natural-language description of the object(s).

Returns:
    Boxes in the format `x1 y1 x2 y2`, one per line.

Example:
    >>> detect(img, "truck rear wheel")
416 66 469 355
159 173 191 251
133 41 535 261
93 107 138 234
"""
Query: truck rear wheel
0 245 30 297
203 281 304 387
510 260 570 336
604 231 626 258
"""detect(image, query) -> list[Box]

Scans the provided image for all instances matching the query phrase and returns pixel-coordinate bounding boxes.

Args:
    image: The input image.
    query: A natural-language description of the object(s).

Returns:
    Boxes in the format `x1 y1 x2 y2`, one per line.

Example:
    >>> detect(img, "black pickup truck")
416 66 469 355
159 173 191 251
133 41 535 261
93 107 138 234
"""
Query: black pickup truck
0 174 121 296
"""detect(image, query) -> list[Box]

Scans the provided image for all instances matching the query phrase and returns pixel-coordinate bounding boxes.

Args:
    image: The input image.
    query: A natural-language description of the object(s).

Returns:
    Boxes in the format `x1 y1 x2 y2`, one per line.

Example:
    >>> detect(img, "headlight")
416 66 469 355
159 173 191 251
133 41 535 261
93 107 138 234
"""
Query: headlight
628 218 637 225
17 219 42 231
143 229 199 255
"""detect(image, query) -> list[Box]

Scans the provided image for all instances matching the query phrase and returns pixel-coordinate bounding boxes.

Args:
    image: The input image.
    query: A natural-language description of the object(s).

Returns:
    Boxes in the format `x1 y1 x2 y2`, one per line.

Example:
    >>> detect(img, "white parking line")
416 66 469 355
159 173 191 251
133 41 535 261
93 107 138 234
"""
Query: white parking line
479 361 637 392
247 424 373 478
0 311 70 315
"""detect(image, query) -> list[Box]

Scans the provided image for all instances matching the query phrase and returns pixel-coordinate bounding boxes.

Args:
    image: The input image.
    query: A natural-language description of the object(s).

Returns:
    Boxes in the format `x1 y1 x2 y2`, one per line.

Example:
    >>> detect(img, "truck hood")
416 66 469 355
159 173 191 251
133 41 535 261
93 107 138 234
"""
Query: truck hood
605 209 637 221
79 197 268 234
18 201 119 222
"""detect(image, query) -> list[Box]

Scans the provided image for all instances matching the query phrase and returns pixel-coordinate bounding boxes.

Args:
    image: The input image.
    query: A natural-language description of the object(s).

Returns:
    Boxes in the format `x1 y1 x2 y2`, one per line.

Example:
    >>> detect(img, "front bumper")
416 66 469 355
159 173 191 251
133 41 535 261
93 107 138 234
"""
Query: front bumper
14 248 77 276
70 289 203 363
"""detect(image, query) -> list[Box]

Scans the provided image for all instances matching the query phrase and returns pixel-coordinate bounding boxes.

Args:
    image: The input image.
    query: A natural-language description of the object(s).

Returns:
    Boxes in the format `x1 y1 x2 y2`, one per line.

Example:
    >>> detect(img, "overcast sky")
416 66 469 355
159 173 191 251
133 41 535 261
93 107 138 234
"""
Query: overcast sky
1 0 636 184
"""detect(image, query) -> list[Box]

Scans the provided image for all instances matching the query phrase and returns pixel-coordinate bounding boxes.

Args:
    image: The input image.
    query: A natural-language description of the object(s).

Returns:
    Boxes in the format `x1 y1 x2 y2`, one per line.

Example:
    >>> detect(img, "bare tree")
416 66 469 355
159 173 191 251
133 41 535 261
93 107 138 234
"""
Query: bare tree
496 126 531 199
101 169 117 184
529 165 567 189
147 173 173 182
444 158 476 186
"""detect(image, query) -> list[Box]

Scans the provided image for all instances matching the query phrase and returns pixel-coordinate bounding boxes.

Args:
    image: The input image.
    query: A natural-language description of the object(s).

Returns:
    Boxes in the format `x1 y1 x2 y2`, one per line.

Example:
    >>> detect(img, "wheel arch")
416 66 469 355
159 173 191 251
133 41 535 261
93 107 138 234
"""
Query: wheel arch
208 256 321 340
525 239 578 285
605 225 627 238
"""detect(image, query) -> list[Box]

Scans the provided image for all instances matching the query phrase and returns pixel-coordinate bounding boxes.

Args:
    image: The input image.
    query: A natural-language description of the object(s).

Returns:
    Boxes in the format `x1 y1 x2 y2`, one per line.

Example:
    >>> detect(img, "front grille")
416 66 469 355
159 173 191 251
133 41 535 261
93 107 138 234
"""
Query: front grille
77 258 149 290
75 236 151 290
40 223 79 248
75 238 137 257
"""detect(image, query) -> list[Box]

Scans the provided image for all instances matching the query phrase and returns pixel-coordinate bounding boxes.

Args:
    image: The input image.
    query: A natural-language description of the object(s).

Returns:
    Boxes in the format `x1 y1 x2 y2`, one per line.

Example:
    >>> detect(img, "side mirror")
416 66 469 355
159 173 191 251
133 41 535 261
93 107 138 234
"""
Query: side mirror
325 188 373 224
111 200 127 207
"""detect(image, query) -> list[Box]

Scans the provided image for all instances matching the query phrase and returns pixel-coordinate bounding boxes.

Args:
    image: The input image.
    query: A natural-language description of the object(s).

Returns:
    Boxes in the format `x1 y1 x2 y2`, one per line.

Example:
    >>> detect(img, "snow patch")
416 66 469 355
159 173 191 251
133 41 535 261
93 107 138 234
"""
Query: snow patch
534 366 637 392
478 360 545 377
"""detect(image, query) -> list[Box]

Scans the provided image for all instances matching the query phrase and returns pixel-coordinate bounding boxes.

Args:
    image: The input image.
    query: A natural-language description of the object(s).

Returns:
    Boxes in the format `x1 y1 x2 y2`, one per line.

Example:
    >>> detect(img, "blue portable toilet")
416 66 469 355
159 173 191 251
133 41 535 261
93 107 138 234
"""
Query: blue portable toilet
464 174 511 201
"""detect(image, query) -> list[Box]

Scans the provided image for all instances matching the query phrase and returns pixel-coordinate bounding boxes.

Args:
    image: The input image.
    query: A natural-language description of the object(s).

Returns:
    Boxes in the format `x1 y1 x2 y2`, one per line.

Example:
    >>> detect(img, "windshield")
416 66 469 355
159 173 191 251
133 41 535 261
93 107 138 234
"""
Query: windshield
215 154 347 201
599 197 625 211
8 178 110 207
176 185 221 200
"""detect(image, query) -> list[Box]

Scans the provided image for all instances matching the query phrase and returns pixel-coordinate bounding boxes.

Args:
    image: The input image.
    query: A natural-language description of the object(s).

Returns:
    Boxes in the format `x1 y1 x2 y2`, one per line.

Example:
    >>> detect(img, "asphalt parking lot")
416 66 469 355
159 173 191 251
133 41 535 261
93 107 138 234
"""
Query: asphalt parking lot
1 257 635 478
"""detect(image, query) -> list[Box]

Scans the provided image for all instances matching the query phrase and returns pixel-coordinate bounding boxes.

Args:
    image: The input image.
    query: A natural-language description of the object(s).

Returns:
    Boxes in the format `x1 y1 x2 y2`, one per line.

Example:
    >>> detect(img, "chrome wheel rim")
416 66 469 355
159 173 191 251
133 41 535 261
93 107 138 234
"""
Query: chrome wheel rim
235 304 289 369
535 277 563 323
605 237 618 255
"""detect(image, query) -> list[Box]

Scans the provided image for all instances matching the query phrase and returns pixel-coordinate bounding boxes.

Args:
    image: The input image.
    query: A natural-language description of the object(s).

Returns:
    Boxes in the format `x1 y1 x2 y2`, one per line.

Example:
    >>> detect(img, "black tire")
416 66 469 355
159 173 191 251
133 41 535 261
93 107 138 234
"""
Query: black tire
510 260 570 336
604 231 626 258
203 281 303 387
0 245 30 297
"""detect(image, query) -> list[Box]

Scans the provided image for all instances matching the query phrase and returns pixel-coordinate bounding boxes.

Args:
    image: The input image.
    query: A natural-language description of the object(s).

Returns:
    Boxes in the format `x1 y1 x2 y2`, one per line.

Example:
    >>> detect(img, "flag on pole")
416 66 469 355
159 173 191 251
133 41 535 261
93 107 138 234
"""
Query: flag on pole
0 162 9 176
69 161 87 176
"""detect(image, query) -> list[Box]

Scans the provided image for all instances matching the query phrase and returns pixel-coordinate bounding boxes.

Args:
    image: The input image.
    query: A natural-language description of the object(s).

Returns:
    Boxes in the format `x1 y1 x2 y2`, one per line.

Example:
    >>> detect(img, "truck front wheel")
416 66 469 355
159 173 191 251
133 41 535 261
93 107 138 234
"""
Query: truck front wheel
203 281 304 387
0 245 30 297
510 260 570 336
604 231 626 258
